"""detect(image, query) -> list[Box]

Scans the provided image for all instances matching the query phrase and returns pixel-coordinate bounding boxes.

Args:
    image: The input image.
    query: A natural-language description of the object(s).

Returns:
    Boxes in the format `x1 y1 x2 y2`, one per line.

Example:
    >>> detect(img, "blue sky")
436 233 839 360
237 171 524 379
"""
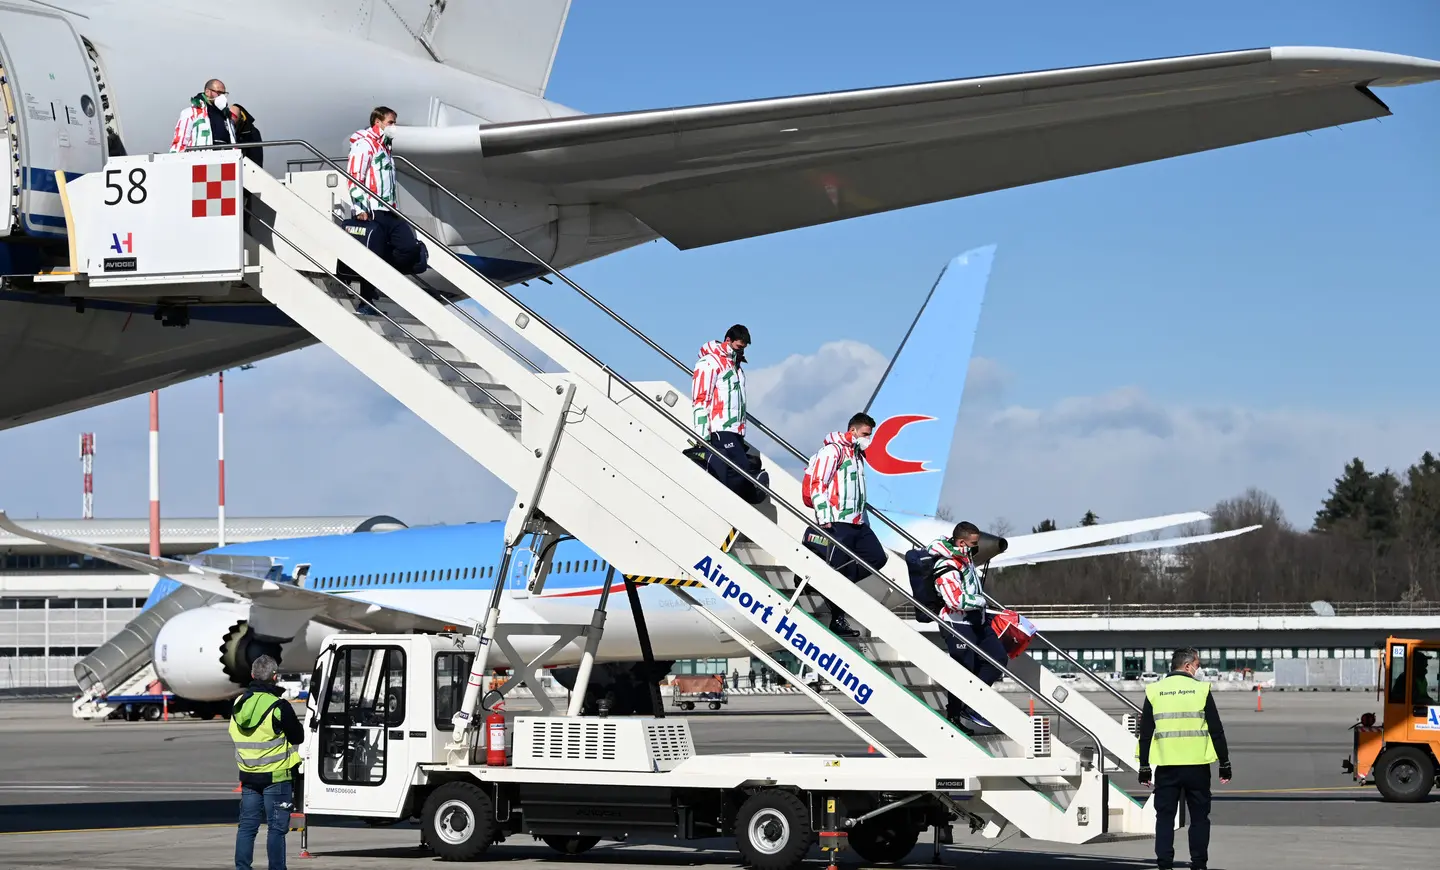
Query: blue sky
547 0 1440 413
0 1 1436 531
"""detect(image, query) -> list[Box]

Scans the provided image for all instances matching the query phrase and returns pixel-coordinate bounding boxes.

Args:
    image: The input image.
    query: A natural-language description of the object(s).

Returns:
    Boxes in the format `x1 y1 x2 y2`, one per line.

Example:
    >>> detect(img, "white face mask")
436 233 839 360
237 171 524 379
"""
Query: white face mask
380 126 395 144
212 94 228 111
853 434 872 452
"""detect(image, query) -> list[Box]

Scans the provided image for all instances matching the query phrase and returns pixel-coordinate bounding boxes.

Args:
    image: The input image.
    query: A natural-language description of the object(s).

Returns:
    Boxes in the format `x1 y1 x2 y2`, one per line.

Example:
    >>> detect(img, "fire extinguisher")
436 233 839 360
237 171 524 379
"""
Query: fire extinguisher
485 705 508 766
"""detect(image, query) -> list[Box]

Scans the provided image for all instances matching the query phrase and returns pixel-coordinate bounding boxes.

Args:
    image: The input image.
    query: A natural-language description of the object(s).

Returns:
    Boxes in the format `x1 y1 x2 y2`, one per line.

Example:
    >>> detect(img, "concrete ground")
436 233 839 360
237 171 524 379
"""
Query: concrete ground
0 692 1433 869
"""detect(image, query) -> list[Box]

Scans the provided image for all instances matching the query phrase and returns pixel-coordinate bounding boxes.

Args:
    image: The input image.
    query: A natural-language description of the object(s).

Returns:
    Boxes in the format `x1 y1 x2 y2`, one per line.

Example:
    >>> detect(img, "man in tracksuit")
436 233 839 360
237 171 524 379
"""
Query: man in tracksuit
345 106 425 312
691 325 768 504
230 655 304 870
1139 647 1233 870
931 521 1007 731
801 413 887 637
170 78 236 152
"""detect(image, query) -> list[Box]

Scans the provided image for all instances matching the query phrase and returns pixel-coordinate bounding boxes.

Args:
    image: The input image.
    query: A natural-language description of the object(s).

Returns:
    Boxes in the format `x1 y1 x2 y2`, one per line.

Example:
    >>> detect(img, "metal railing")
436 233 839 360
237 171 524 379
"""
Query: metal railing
991 601 1440 619
213 139 1112 763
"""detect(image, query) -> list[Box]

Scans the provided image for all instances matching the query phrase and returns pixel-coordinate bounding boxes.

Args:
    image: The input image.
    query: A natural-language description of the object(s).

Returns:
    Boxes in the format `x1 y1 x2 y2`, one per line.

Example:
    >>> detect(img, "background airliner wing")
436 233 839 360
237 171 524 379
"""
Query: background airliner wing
0 512 459 634
989 524 1262 567
402 47 1440 249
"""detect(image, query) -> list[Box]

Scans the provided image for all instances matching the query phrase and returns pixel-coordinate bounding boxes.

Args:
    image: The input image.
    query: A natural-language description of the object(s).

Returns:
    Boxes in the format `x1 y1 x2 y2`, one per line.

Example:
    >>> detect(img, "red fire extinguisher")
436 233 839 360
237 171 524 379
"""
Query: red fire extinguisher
485 705 508 766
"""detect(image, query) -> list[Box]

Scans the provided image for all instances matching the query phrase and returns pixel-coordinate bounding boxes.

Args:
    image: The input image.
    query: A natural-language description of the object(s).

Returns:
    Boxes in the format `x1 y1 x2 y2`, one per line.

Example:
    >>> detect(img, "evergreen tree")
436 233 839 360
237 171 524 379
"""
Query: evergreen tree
1314 458 1377 536
1080 510 1099 527
1032 519 1058 533
1400 452 1440 547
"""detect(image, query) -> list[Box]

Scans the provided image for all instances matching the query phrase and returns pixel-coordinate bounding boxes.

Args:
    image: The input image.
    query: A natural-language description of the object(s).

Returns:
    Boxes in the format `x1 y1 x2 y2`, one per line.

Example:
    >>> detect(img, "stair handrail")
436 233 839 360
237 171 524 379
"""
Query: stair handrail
213 140 1117 761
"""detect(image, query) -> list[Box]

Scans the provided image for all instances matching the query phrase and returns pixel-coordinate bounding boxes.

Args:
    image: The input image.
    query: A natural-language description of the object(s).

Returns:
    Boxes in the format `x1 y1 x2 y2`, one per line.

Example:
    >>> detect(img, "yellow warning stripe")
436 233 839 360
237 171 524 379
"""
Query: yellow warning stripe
623 574 705 589
722 528 739 553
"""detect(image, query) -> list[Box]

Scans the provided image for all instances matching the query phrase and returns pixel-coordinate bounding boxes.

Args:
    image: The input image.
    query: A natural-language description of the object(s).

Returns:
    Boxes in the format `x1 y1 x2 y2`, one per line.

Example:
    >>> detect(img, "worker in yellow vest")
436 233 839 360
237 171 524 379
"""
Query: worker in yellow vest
1138 648 1232 870
230 655 304 870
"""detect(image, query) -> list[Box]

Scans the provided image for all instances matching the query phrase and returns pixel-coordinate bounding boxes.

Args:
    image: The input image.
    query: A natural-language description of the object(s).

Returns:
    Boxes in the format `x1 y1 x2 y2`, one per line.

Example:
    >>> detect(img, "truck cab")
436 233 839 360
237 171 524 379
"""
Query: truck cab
1343 637 1440 802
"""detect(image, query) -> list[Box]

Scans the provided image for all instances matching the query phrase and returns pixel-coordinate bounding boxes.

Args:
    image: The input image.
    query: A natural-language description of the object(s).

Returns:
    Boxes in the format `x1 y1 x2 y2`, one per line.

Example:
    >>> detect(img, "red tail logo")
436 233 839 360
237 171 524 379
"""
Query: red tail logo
866 414 934 476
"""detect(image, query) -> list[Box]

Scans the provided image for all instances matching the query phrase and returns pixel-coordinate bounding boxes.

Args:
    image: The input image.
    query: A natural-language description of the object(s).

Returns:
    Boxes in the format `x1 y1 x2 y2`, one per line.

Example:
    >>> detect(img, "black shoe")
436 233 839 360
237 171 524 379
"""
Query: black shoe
829 615 860 638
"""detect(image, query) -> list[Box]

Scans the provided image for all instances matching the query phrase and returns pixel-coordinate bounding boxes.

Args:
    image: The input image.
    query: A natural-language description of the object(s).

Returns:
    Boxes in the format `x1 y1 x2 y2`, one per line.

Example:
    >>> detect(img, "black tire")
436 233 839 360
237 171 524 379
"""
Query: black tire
682 702 695 711
142 704 162 721
709 702 722 711
735 789 814 870
422 781 496 860
1375 746 1436 803
542 835 600 855
848 817 921 865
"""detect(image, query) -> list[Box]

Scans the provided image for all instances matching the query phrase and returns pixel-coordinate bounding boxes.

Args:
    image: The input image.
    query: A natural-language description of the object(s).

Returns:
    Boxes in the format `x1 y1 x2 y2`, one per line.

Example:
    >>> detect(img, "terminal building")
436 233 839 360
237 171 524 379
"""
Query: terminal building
0 515 406 691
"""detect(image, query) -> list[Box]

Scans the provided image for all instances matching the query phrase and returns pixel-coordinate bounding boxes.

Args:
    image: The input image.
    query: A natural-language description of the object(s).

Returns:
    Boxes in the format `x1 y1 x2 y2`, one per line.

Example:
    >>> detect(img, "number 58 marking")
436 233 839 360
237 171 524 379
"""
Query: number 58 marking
103 167 148 205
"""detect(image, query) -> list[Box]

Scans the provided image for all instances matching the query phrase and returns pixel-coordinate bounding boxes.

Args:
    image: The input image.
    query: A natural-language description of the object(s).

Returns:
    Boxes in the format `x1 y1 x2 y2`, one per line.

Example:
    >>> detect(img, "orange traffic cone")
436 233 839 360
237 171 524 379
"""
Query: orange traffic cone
867 744 877 754
1255 687 1263 713
233 783 242 793
1029 698 1035 716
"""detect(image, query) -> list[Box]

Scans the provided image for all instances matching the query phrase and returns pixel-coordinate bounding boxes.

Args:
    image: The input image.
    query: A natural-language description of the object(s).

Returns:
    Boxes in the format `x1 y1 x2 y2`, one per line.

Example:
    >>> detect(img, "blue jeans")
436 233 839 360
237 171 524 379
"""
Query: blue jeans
236 780 291 870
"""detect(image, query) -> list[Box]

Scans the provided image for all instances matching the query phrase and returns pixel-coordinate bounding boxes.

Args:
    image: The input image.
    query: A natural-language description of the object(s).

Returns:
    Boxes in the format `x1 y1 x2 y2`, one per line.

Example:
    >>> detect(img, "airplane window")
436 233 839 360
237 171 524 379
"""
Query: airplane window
406 571 412 583
446 569 453 581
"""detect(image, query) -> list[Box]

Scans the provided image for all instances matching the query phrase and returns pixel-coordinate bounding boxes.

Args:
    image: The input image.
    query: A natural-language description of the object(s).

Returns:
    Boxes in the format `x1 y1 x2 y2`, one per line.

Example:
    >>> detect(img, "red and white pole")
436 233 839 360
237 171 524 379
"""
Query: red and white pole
79 433 95 520
149 390 160 559
218 372 227 548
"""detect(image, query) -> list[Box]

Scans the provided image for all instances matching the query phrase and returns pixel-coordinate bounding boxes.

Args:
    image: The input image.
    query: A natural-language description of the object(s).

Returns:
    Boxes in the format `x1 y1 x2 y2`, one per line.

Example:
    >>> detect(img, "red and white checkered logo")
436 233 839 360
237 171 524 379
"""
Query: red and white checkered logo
191 163 239 218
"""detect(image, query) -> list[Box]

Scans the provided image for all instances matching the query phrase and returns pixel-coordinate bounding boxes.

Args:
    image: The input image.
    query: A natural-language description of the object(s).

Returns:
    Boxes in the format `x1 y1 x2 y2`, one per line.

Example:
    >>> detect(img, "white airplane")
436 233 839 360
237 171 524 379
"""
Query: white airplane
0 246 1257 714
0 1 1435 429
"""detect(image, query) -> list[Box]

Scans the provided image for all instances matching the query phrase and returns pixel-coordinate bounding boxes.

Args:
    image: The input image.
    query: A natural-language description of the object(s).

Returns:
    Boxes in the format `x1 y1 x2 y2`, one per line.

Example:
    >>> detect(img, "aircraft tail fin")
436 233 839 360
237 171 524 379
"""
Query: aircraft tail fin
865 245 995 522
312 1 572 98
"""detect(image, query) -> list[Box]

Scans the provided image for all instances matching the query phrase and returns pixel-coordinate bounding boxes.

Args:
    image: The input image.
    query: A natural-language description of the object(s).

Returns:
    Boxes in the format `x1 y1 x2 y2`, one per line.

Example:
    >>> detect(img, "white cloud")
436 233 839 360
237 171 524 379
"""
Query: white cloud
745 339 888 455
941 384 1440 531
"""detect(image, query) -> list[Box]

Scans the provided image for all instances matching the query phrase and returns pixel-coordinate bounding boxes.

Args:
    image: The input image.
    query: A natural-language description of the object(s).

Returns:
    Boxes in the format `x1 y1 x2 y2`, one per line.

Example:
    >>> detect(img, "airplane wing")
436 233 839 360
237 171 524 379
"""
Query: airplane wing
400 47 1440 249
989 524 1262 567
0 512 459 634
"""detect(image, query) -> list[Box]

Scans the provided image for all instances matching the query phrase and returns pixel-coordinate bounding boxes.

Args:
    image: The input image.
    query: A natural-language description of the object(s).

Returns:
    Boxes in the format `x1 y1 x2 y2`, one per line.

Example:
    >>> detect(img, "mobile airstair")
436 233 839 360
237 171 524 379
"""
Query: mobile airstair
58 147 1155 847
71 584 219 719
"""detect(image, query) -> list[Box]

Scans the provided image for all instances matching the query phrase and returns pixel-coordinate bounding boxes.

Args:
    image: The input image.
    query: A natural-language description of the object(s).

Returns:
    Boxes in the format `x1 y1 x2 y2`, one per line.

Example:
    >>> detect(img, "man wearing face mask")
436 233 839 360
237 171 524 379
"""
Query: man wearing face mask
691 325 768 504
170 79 236 152
344 106 426 313
801 412 888 637
932 521 1006 731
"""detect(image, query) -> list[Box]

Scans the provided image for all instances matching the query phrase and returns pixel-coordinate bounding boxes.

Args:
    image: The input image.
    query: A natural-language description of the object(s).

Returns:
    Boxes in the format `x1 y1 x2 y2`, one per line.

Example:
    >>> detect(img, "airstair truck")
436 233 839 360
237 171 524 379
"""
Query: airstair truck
49 147 1163 864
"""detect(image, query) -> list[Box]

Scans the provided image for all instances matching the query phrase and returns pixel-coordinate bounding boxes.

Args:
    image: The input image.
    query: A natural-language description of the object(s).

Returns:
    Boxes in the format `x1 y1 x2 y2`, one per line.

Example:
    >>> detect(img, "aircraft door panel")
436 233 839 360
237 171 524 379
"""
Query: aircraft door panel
0 5 106 238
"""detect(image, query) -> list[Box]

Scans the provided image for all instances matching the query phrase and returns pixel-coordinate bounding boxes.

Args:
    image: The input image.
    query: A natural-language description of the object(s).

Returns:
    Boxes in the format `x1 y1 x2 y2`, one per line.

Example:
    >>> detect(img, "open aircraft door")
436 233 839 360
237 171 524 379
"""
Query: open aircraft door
0 3 106 239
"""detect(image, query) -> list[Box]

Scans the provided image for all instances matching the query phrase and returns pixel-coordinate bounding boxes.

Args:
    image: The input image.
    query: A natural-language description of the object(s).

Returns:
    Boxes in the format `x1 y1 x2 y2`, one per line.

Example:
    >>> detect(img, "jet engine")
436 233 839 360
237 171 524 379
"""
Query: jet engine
153 605 328 701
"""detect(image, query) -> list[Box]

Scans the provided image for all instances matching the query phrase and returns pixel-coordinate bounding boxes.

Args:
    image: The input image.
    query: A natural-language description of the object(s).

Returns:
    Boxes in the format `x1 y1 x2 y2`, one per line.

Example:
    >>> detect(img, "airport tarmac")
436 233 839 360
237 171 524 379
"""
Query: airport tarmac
0 691 1434 869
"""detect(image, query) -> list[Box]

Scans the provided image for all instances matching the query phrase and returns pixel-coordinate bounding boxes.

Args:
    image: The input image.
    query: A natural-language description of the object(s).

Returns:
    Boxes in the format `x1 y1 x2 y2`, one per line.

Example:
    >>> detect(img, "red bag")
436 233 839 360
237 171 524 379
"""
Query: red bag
800 469 815 508
990 609 1037 659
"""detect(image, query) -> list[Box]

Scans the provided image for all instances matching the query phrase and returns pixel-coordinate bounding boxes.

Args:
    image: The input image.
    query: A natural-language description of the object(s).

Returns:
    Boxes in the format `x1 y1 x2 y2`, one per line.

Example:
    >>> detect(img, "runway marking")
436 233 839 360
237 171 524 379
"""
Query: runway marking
0 823 235 837
1217 786 1374 795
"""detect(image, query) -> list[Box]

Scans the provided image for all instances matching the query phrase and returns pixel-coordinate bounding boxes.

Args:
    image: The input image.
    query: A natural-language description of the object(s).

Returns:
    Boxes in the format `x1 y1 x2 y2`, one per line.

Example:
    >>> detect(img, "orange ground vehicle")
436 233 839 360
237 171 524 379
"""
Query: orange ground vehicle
1343 637 1440 802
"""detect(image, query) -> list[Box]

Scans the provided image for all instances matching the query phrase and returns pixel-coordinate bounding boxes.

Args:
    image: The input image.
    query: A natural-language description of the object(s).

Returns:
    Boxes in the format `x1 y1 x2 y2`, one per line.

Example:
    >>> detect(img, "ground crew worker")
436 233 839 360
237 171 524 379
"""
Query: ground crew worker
1139 647 1232 870
231 655 304 870
691 325 768 504
932 521 1006 732
170 78 236 152
801 412 887 637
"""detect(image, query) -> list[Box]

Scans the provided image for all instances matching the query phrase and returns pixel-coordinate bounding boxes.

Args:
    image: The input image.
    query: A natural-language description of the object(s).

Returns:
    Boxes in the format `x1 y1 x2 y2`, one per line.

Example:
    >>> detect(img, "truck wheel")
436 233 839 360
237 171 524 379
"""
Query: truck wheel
422 782 496 860
1376 746 1436 802
735 789 814 870
848 818 920 864
142 704 162 721
709 702 722 711
682 702 694 711
542 835 600 855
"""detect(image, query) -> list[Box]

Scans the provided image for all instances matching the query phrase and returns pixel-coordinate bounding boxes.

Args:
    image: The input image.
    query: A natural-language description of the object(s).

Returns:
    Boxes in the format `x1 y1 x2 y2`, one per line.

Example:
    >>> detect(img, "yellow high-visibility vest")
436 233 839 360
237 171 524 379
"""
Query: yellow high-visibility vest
1145 674 1218 767
229 692 301 781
